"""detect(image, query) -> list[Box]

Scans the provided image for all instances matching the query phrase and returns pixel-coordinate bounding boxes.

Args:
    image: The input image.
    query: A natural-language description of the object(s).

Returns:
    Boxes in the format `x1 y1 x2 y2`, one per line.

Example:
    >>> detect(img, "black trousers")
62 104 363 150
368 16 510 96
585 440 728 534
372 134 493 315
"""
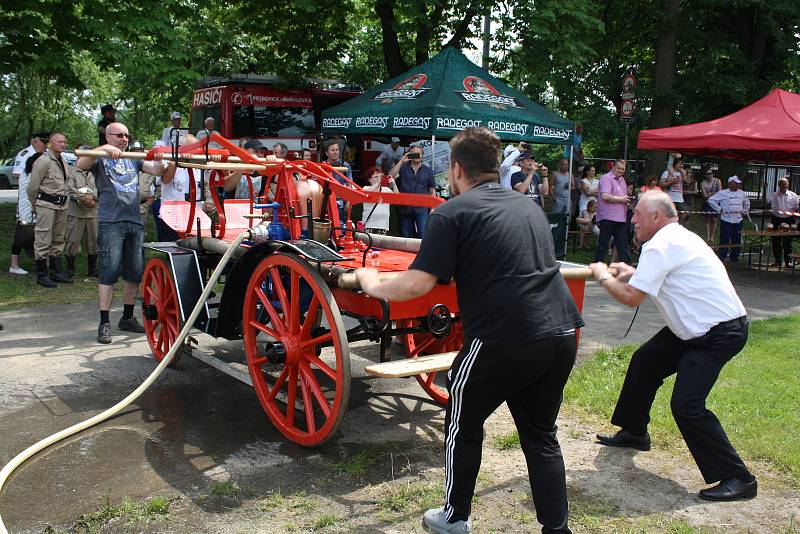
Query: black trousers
443 334 576 533
770 215 795 264
610 320 751 483
594 219 630 264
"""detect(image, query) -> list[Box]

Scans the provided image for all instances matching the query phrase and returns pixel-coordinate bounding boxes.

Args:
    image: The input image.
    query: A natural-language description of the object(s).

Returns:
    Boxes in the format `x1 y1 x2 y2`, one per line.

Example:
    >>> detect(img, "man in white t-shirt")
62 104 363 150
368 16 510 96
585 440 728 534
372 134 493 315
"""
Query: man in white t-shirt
589 191 755 503
161 111 189 146
708 176 750 262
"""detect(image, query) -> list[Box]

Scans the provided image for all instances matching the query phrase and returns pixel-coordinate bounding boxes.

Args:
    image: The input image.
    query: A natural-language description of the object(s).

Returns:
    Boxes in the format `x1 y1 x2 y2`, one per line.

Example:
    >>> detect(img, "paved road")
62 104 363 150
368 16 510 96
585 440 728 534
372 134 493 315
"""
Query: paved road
0 263 797 532
0 189 18 203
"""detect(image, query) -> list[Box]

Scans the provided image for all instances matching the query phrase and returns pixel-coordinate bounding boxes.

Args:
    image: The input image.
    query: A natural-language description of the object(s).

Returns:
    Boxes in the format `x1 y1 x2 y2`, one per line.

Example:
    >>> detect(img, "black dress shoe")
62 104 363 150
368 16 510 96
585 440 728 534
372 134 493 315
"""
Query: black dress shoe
698 477 757 501
595 429 651 451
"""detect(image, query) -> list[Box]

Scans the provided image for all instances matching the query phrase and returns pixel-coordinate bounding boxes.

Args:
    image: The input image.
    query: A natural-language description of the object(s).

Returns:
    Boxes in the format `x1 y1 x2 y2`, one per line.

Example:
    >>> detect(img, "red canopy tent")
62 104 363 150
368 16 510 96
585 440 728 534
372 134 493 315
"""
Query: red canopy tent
638 88 800 164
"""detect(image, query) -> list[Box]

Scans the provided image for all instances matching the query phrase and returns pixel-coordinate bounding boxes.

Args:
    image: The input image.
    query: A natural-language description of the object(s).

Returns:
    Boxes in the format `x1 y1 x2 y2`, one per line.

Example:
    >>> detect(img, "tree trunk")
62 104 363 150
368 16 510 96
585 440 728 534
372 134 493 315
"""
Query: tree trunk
375 0 409 77
645 0 680 176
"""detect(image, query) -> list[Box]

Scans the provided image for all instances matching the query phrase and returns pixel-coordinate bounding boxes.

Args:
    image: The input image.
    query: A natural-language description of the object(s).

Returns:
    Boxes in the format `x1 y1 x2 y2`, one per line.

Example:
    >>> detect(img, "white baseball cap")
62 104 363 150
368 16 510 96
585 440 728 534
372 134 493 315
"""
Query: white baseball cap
171 111 181 119
728 175 742 184
390 137 401 143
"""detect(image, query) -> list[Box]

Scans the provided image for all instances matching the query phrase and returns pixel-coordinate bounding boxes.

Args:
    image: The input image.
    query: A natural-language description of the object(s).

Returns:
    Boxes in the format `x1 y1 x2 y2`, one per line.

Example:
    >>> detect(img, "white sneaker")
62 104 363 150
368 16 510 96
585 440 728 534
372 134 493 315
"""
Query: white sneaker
9 266 28 275
422 507 471 534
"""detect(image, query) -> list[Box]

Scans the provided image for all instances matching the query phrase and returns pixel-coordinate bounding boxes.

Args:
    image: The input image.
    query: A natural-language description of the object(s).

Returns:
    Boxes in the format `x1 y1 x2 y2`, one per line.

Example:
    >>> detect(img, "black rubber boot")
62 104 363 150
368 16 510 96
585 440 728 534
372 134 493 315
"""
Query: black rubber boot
36 259 57 288
87 255 99 278
49 256 74 284
65 255 76 279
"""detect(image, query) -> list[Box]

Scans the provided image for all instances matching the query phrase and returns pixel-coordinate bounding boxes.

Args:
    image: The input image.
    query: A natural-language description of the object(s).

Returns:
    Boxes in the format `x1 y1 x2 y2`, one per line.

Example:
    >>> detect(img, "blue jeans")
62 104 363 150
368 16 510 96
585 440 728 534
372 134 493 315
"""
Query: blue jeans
400 207 429 238
718 220 742 261
98 221 144 285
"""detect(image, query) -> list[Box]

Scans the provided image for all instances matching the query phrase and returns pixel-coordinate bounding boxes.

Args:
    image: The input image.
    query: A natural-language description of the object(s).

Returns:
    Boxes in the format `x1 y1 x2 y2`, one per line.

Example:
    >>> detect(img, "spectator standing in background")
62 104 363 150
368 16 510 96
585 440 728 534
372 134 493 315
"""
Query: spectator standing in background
510 151 549 207
551 158 572 215
65 144 99 279
9 132 47 275
390 145 438 238
578 164 598 213
708 176 749 263
361 167 399 234
97 104 116 146
500 142 529 190
700 169 722 243
563 123 584 166
161 111 189 146
768 177 799 268
660 157 688 227
375 137 404 174
594 159 631 264
28 132 73 287
195 117 218 140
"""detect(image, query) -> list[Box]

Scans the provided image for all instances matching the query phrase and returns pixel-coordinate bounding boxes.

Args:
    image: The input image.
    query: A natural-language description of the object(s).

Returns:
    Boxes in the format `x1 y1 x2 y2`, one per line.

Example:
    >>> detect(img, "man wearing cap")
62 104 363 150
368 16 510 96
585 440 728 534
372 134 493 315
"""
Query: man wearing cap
708 176 749 262
375 137 404 174
98 105 116 146
501 142 533 190
509 150 549 207
65 144 99 279
390 144 437 238
767 177 799 268
590 190 756 503
161 112 189 146
8 132 48 275
28 132 74 287
77 122 175 344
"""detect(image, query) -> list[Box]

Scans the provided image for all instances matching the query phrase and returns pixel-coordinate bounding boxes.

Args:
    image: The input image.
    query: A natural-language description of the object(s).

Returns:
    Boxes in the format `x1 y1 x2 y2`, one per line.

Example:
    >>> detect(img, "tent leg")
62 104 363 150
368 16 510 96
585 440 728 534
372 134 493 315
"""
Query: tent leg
565 148 574 259
431 134 435 171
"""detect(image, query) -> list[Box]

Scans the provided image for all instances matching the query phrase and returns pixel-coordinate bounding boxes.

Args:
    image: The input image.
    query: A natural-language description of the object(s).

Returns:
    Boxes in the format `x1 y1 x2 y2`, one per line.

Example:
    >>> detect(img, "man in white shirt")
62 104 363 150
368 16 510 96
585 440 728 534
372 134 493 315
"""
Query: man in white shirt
8 133 47 275
500 142 527 190
708 176 750 262
589 190 755 502
375 137 404 173
161 111 189 146
768 177 799 267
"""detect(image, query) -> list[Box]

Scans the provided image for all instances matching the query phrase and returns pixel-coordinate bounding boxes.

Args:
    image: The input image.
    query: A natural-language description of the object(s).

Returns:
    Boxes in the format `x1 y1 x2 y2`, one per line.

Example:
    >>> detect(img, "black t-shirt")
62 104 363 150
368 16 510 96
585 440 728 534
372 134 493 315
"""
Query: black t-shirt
410 181 583 347
97 118 113 145
510 171 543 206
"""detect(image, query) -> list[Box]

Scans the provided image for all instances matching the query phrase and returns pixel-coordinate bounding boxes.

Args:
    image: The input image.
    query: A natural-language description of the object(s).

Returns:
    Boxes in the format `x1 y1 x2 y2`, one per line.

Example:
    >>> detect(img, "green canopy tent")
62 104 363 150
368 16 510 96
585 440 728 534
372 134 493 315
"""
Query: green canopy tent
322 47 576 257
321 47 574 146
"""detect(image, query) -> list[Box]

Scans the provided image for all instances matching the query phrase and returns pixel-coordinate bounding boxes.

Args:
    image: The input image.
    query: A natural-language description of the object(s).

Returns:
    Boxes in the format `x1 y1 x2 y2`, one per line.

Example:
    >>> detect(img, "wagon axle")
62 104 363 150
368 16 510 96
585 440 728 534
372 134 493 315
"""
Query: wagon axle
264 342 287 364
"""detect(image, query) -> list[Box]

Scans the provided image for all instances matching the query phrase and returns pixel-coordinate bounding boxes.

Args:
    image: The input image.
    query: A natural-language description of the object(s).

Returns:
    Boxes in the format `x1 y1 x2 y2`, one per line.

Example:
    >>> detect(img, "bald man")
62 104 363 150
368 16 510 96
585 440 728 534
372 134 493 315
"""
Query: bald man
589 191 756 502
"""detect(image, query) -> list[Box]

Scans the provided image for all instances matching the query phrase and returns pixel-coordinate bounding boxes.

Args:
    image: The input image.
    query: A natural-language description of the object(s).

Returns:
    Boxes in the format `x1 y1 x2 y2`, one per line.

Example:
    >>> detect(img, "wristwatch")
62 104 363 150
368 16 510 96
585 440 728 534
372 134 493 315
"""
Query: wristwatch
598 272 614 283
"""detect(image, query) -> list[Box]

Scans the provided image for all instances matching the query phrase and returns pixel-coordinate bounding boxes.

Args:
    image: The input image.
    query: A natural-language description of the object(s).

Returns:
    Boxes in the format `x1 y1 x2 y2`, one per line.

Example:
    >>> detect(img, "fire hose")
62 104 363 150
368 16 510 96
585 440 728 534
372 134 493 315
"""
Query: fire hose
0 227 261 534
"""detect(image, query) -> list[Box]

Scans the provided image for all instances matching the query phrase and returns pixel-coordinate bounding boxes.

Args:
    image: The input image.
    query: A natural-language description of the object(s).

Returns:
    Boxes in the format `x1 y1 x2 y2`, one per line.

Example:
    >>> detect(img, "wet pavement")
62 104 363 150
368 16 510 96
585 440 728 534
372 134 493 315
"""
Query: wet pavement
0 261 797 532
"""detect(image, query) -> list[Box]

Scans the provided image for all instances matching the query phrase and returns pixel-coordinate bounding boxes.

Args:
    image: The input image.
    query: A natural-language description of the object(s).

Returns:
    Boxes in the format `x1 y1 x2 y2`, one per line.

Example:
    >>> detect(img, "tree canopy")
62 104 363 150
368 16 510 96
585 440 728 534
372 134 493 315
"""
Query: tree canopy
1 0 798 164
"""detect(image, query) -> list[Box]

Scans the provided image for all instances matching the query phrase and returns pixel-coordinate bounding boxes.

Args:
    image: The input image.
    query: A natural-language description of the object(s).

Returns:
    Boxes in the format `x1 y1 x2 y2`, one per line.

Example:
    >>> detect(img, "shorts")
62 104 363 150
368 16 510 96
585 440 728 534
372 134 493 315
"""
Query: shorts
702 201 717 218
98 221 144 285
12 222 35 252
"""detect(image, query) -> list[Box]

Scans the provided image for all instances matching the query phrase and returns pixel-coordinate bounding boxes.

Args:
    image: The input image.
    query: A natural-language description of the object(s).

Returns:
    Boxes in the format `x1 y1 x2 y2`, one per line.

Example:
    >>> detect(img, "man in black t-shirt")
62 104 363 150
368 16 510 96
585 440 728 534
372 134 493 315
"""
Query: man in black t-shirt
510 150 549 206
356 127 583 534
97 104 116 146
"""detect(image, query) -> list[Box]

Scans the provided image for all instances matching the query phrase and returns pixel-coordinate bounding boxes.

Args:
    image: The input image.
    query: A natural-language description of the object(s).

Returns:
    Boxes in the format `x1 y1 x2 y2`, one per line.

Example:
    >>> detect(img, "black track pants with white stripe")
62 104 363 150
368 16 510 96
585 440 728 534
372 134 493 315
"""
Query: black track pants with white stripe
442 334 577 533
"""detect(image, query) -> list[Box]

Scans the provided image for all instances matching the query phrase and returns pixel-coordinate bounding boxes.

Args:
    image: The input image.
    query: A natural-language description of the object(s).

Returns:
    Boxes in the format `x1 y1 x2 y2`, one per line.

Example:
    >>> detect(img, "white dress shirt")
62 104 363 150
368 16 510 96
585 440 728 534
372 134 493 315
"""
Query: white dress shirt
629 222 746 340
769 189 799 218
500 149 521 190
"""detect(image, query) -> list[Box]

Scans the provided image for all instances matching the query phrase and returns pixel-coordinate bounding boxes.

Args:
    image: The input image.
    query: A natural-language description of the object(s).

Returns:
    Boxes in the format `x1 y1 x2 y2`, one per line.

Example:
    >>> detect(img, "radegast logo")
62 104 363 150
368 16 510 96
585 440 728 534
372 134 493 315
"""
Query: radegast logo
436 117 482 131
532 126 571 141
322 117 352 129
355 116 388 128
488 121 528 136
393 116 431 130
457 76 523 110
373 74 430 104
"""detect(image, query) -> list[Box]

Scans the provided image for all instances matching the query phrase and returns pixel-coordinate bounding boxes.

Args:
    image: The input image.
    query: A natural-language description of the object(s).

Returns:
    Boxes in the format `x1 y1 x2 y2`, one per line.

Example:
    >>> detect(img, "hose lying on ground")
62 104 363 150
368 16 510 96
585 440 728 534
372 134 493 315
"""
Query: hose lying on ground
0 229 252 534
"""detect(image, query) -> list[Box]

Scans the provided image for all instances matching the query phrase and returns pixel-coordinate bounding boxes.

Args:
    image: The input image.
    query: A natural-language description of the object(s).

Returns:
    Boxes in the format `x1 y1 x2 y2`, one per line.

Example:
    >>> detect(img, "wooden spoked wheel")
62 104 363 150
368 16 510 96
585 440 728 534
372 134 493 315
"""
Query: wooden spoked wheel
141 258 184 366
242 253 350 446
400 319 463 406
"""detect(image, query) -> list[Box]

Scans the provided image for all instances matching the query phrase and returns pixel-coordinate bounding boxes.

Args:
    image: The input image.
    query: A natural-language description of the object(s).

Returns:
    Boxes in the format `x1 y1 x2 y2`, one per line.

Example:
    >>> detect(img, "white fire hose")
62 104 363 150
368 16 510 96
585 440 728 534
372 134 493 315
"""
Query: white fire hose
0 229 255 534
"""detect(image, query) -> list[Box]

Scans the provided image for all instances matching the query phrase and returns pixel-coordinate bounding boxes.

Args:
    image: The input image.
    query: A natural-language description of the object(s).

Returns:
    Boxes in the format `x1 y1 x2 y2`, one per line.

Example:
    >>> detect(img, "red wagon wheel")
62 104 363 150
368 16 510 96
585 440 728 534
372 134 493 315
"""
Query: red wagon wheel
243 252 350 446
141 258 184 366
400 319 463 406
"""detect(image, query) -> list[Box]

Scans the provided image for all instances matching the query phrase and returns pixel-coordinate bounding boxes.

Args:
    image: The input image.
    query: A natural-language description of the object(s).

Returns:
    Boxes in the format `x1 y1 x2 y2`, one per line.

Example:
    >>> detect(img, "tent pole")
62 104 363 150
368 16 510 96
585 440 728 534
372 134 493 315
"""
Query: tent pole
431 134 435 170
566 147 574 259
761 156 769 232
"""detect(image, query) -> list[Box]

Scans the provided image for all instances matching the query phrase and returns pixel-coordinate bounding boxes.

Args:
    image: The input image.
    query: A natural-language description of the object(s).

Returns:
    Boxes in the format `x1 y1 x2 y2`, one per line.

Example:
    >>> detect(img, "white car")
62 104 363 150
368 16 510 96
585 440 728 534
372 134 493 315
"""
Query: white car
0 158 15 189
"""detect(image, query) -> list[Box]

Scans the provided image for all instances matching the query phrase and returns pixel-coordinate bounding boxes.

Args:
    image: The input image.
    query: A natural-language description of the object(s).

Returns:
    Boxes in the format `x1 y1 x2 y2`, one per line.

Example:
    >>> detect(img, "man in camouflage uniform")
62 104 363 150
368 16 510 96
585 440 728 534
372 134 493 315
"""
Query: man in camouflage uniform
65 145 99 278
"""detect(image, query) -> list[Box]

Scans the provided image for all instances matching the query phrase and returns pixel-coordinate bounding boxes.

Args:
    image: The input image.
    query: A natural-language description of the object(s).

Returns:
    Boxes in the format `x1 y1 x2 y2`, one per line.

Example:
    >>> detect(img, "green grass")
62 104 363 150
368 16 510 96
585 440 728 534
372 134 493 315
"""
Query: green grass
492 431 521 450
70 495 175 533
0 204 158 311
312 513 338 530
331 450 377 477
257 490 314 513
377 480 441 516
564 315 800 482
210 480 244 498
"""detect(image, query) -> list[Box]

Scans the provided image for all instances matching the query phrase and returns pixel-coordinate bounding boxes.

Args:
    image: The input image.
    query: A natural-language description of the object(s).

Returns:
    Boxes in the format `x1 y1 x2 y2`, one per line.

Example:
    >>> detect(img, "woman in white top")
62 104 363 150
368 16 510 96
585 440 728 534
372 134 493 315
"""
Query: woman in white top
361 167 398 234
578 165 598 213
660 157 688 226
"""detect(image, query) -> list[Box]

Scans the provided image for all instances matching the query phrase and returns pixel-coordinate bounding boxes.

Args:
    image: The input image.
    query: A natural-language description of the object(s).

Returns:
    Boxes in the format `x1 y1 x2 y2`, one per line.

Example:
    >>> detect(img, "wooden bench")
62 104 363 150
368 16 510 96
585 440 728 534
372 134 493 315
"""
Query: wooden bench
365 352 458 378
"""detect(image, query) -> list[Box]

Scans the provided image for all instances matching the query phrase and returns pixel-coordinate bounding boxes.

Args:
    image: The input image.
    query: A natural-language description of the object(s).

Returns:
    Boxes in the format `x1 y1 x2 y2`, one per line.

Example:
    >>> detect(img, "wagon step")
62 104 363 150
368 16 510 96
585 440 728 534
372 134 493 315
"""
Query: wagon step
365 351 459 378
